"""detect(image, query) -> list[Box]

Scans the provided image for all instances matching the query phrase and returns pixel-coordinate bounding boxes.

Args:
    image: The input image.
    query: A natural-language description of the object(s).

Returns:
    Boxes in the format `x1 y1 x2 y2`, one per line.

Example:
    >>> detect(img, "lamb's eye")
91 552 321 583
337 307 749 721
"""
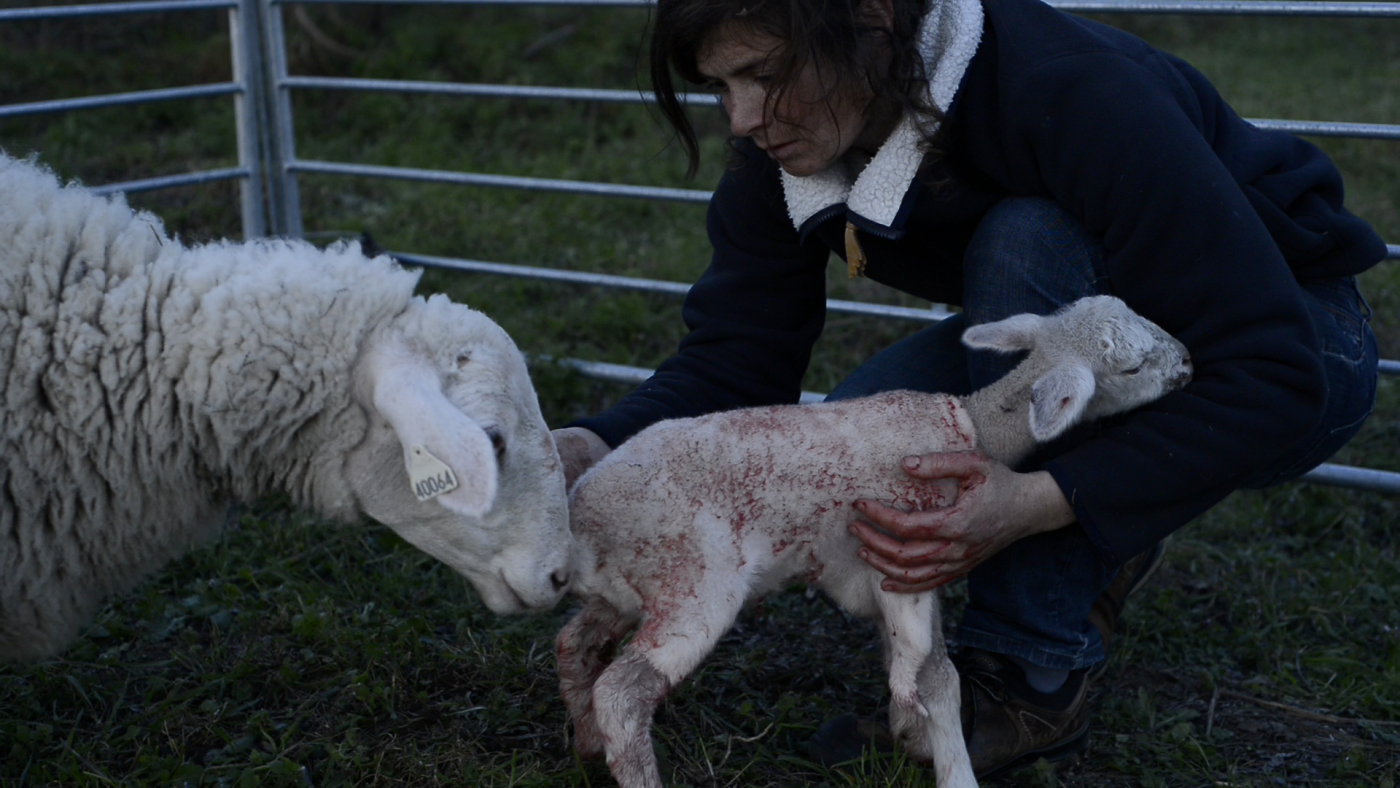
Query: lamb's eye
485 428 506 462
1122 365 1143 376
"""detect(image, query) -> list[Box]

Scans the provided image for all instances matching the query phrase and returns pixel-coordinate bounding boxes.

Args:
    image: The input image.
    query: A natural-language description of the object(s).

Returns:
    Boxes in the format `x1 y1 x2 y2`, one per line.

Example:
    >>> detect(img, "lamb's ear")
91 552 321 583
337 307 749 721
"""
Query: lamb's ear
962 313 1045 354
365 356 499 518
1029 364 1096 442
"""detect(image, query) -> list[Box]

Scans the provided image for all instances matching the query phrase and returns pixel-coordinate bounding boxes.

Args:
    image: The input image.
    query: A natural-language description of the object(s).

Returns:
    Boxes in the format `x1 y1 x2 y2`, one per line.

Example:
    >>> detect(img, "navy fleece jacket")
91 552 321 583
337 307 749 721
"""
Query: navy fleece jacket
572 0 1386 567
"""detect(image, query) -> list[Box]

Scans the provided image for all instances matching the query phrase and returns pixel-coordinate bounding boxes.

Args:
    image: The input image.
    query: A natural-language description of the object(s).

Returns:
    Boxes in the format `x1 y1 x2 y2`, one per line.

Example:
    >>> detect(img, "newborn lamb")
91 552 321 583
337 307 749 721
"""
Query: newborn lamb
557 295 1192 788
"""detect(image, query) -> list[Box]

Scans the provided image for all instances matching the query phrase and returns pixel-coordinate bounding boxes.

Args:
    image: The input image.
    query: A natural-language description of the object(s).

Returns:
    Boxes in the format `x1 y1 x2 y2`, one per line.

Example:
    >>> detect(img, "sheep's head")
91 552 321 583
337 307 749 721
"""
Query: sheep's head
345 296 573 614
962 295 1193 442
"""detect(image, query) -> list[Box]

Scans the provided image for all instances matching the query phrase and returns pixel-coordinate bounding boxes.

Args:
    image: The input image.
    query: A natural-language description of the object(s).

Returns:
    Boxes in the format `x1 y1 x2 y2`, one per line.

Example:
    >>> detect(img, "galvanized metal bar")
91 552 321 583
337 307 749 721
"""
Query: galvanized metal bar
392 252 955 321
392 254 694 296
0 0 234 22
0 84 241 120
282 0 653 6
279 76 722 106
1298 463 1400 495
1247 118 1400 141
262 0 305 236
283 77 1400 141
550 357 827 403
290 159 714 204
277 0 1400 14
1050 0 1400 16
283 161 1400 257
546 363 1400 484
89 167 249 196
230 0 268 238
391 253 1398 368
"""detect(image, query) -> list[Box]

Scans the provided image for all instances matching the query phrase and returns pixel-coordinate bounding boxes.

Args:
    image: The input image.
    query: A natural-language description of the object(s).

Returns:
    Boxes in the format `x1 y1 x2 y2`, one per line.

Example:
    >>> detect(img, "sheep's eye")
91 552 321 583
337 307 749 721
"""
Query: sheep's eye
1122 365 1143 376
456 351 472 369
485 428 506 462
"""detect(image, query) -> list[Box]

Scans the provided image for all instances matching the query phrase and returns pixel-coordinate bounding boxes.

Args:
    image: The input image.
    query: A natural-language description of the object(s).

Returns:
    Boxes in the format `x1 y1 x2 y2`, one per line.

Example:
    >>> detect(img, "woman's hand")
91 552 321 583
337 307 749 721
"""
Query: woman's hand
848 450 1075 593
551 427 612 491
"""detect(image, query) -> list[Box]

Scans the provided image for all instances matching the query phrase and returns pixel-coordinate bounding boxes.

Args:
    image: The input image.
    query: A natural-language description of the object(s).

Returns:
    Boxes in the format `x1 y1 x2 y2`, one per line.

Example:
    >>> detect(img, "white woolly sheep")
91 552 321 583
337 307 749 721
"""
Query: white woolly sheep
557 295 1193 788
0 153 572 662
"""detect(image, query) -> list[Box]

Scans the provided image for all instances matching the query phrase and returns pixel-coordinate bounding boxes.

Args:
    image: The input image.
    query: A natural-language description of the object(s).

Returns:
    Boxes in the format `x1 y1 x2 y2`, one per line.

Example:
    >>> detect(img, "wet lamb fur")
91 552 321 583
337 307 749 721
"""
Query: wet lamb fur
559 296 1193 788
0 153 572 661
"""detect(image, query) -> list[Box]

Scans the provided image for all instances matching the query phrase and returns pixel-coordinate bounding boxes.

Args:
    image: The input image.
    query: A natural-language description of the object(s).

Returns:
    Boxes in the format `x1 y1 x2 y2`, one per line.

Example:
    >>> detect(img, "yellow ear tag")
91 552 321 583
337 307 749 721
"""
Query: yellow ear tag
409 445 459 502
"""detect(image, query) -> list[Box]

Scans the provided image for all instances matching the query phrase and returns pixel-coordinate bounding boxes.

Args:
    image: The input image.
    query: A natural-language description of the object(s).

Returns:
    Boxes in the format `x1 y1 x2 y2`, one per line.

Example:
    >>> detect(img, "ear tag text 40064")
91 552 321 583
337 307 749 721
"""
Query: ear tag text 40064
409 445 459 501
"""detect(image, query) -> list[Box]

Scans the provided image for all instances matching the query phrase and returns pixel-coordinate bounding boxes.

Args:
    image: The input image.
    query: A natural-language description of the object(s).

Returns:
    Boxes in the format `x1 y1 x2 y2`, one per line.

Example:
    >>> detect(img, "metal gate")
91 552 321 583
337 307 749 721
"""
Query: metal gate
0 0 271 237
3 0 1398 494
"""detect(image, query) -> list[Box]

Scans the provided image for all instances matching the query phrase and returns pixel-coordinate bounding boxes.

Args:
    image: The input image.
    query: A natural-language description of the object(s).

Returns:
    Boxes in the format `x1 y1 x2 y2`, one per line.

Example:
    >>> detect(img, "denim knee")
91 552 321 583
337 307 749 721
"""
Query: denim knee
963 198 1111 389
826 313 973 401
963 198 1110 323
1244 276 1378 488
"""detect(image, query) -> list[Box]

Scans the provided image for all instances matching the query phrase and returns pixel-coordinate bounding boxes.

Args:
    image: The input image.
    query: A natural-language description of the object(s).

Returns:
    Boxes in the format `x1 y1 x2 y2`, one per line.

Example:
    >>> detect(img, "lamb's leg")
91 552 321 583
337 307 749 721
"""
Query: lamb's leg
556 599 636 759
591 573 746 788
871 580 936 730
591 648 672 788
914 645 977 788
874 585 977 787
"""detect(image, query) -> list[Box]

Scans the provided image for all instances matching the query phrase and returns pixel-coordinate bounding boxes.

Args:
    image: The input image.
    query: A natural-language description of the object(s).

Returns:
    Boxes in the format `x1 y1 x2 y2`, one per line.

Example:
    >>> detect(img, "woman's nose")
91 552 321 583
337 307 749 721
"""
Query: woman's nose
726 87 766 138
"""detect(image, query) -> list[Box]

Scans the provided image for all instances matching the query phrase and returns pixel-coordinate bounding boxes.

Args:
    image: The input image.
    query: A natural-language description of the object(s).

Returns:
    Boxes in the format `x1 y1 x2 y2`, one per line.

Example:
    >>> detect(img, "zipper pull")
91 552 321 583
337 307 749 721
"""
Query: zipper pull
844 221 867 279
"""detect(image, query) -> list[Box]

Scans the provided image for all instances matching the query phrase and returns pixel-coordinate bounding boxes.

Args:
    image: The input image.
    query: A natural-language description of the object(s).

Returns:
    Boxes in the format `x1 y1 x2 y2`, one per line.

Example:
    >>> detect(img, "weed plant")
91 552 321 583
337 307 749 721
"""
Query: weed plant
0 4 1397 787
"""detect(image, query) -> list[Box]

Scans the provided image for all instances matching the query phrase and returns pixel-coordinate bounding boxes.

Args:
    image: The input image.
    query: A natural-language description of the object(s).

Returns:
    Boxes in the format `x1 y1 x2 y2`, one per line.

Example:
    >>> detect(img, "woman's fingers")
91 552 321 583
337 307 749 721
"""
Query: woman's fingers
880 575 958 593
853 498 960 540
848 519 954 566
850 535 971 591
899 449 993 483
854 540 956 585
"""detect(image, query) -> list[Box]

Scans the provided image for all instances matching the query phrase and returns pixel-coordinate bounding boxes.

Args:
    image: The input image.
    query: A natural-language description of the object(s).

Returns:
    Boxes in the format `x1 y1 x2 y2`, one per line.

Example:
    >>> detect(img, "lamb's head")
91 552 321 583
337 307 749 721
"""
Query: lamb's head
963 295 1193 442
345 295 573 614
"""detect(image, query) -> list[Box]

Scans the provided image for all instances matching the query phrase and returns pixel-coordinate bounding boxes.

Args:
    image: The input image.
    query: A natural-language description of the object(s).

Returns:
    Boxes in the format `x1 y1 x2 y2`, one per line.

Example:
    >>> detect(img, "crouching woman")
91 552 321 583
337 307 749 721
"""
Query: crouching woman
553 0 1386 778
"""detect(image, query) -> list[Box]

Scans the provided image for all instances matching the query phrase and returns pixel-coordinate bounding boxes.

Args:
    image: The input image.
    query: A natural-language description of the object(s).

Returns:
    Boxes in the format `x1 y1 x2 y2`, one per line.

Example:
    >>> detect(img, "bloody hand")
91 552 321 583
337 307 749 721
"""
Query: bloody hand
849 450 1074 593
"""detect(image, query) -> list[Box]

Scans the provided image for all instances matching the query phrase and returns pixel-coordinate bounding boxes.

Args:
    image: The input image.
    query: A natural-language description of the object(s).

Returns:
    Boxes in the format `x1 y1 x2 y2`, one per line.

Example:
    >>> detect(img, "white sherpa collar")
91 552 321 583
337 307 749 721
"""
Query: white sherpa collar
781 0 984 235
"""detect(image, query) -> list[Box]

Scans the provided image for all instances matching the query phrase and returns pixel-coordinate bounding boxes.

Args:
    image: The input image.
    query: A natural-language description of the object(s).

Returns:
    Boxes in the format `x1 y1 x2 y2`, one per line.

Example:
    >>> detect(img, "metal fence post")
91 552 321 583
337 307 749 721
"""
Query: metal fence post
261 0 304 238
230 0 268 238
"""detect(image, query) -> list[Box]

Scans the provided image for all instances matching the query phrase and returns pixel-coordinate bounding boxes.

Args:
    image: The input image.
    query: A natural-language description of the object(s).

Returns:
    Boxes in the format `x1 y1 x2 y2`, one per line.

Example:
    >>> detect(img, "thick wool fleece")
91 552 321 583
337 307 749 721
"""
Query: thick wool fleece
0 154 419 660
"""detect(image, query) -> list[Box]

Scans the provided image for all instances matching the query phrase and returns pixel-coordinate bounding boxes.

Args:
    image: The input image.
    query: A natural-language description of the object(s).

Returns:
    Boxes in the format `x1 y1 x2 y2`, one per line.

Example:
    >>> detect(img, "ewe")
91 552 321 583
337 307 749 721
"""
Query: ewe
558 295 1192 788
0 153 572 661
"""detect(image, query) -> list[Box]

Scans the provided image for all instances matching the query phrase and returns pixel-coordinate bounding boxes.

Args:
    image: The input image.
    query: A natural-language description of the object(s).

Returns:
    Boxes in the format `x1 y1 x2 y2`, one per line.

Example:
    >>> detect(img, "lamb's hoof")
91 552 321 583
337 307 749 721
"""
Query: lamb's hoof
806 712 897 767
570 723 608 760
573 743 607 761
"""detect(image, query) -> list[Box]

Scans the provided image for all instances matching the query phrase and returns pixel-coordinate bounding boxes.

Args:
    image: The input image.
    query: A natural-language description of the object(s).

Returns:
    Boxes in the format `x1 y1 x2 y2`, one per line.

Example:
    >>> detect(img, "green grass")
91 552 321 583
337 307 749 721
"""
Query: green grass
1 4 1399 787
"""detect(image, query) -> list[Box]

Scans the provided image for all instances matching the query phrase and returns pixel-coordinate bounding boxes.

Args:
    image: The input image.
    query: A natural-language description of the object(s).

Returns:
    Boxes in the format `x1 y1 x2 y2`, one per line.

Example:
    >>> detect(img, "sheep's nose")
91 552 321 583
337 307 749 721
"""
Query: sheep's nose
551 568 570 592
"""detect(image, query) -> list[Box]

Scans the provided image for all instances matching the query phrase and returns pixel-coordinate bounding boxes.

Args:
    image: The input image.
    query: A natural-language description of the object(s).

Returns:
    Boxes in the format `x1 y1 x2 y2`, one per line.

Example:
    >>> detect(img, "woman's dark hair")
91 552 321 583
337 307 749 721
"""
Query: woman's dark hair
649 0 937 178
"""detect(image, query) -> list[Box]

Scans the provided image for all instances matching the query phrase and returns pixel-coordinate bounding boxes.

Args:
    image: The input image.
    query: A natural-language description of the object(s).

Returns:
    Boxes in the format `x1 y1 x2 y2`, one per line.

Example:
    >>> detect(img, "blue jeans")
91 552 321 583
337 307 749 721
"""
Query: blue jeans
827 197 1378 670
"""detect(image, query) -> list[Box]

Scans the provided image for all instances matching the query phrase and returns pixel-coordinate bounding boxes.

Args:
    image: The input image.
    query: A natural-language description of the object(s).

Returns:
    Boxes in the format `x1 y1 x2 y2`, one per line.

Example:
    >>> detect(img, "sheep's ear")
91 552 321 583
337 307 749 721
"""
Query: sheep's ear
1029 364 1096 442
367 358 499 518
962 313 1045 353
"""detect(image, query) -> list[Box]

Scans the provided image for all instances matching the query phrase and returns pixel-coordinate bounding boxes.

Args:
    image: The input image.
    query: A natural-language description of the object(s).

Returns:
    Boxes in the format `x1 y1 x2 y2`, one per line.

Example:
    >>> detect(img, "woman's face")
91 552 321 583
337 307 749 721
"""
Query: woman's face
696 22 892 178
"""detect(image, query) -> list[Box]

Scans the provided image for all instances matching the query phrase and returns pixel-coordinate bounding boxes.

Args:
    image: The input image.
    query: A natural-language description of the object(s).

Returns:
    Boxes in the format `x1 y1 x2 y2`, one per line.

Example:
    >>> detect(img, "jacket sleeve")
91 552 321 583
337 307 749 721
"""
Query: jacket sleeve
1005 50 1333 565
569 142 831 448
